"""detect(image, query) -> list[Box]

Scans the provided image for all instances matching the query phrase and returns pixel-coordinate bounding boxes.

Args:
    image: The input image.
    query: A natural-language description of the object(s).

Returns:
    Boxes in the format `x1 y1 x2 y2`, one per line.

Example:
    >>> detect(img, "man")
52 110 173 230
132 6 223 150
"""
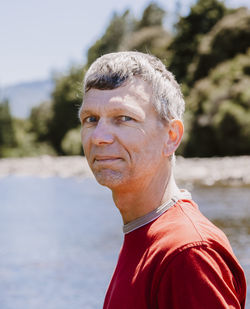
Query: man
79 51 246 308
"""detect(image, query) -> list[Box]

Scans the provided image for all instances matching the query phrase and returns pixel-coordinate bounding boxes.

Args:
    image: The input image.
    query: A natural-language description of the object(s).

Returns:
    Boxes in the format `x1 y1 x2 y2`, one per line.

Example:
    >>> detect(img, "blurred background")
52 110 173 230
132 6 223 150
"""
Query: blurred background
0 0 250 308
1 0 250 158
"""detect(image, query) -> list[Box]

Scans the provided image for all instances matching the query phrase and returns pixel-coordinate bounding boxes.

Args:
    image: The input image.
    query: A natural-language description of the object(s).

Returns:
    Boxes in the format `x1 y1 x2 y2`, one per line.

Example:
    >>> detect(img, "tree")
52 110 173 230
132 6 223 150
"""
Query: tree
189 8 250 81
47 66 84 153
120 26 171 61
119 4 171 61
183 49 250 157
61 126 83 155
136 3 165 29
168 0 227 83
87 10 134 67
0 99 16 156
29 101 53 141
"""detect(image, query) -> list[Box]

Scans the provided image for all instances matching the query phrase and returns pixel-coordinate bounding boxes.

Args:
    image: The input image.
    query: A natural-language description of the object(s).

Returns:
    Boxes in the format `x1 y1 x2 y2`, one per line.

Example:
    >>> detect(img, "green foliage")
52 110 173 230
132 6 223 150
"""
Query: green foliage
168 0 227 83
87 10 134 67
86 3 166 67
29 101 53 141
1 118 56 158
47 66 84 153
190 8 250 82
120 26 171 61
0 100 16 156
213 101 250 155
0 100 57 158
183 50 250 157
119 4 170 62
61 126 83 156
136 3 165 29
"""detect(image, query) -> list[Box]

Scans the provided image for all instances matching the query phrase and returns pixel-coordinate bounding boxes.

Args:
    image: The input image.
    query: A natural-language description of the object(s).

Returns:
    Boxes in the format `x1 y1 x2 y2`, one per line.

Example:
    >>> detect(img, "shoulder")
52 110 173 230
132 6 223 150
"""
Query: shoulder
156 244 246 308
149 200 246 307
148 199 232 257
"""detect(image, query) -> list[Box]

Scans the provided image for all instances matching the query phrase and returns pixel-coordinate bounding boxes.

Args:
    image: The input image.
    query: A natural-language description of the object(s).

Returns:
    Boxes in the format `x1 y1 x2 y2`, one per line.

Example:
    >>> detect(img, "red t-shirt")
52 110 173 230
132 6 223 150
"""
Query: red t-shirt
103 199 246 308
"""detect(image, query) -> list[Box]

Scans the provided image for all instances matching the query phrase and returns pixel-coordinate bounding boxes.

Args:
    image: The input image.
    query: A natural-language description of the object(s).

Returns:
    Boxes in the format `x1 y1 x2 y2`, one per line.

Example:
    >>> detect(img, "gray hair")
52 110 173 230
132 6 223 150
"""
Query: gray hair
83 51 185 122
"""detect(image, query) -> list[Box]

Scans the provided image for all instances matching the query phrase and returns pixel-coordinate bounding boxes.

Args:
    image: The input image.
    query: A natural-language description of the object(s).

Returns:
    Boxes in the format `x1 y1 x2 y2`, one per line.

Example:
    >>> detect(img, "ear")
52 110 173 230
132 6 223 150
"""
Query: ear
163 119 184 157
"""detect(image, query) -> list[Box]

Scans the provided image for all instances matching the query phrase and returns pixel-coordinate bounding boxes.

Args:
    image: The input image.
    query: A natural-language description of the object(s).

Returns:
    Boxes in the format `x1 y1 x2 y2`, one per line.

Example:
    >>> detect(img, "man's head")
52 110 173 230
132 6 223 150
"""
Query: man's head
79 51 185 190
83 51 185 123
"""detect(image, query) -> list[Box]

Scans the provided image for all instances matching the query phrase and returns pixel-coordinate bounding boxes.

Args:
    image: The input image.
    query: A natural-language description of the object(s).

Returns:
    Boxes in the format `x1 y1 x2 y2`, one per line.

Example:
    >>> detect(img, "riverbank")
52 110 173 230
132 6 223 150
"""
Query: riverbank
0 155 250 187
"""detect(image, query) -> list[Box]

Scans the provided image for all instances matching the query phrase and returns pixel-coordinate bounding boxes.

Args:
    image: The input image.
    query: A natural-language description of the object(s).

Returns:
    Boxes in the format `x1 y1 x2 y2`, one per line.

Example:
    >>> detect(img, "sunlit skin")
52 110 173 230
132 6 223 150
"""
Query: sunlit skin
80 78 184 224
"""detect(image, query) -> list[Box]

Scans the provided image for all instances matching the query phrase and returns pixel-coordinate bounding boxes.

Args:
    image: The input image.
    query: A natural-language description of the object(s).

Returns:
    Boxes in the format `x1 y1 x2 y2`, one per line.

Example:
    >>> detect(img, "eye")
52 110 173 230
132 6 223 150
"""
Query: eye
119 115 133 122
85 115 98 123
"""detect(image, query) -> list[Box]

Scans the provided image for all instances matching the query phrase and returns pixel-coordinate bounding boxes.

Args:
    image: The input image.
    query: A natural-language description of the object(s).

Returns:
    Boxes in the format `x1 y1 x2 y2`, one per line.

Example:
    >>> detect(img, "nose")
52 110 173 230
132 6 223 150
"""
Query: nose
91 119 114 145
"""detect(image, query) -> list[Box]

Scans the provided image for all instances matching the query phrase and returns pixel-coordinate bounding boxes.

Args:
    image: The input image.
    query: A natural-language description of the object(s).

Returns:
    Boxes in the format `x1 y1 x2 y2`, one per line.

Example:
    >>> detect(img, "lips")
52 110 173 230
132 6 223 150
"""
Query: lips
94 155 121 162
93 155 123 166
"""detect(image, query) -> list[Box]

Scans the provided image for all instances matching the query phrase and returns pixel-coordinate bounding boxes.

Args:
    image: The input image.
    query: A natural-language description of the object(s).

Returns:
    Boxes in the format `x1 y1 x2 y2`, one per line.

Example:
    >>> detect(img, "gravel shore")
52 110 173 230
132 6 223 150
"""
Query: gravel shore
0 155 250 187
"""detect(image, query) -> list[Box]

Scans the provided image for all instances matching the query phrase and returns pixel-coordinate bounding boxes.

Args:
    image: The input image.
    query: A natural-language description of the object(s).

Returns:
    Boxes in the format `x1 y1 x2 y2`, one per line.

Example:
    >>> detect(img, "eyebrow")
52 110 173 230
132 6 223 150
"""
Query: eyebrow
79 107 92 119
78 105 86 120
79 104 145 121
108 106 145 120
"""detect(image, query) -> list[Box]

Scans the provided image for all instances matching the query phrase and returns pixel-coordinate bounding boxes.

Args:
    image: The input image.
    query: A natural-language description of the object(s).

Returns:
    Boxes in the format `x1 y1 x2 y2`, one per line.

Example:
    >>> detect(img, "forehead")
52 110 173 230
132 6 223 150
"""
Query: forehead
81 78 153 112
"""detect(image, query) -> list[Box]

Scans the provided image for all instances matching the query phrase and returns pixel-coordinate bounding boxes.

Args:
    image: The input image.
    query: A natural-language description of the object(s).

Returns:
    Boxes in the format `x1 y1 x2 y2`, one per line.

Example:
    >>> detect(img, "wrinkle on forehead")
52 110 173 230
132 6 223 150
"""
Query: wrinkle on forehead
82 78 152 106
79 78 153 120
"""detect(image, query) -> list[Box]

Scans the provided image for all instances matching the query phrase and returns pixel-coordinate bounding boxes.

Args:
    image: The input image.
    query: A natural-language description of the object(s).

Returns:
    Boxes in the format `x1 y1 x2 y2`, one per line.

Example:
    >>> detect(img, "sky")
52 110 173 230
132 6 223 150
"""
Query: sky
1 0 249 87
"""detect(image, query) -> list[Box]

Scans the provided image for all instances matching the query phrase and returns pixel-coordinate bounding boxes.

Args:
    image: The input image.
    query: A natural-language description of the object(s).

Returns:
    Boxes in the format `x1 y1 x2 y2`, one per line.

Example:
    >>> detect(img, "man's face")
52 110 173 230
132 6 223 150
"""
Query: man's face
80 78 169 190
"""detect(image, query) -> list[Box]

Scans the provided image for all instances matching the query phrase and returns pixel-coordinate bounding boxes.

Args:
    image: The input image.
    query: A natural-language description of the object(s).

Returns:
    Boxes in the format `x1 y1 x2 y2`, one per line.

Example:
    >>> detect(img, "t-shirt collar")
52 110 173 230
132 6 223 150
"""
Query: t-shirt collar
123 189 192 234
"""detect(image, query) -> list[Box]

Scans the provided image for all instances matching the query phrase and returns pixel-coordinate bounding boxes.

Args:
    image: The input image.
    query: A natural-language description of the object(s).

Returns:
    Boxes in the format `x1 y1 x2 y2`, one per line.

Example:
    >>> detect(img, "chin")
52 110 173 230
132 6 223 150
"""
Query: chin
94 170 126 189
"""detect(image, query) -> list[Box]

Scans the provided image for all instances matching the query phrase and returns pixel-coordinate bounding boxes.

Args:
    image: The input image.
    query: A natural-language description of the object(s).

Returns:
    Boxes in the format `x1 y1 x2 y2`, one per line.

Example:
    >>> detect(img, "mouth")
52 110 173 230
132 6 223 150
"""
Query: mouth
95 156 121 161
93 156 122 164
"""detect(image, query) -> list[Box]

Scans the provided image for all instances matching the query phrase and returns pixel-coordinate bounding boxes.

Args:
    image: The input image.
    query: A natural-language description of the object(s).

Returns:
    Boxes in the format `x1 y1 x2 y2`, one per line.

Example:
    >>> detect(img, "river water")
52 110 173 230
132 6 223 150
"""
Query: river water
0 176 249 308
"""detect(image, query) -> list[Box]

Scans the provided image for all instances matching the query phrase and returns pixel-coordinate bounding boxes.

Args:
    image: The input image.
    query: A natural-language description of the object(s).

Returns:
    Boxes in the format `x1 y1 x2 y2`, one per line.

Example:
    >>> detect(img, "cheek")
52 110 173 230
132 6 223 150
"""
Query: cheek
120 127 163 161
81 129 91 153
135 129 165 161
119 127 146 152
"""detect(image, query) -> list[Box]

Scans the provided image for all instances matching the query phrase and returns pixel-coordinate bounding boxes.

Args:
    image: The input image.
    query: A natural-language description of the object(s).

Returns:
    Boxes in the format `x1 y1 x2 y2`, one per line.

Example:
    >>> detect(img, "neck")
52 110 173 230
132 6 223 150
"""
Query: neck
112 170 181 224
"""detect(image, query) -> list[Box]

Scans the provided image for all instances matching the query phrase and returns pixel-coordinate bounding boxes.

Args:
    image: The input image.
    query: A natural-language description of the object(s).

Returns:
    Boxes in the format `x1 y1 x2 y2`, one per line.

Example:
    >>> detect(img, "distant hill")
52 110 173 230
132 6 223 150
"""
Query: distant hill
0 79 54 119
